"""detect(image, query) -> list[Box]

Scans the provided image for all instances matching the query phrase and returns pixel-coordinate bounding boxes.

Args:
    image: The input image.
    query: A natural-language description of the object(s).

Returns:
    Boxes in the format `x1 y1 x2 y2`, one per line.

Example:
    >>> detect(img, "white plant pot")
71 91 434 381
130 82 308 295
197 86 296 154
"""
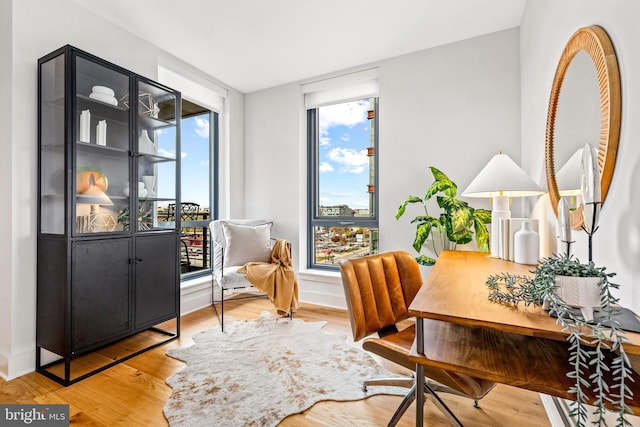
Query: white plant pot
553 275 602 322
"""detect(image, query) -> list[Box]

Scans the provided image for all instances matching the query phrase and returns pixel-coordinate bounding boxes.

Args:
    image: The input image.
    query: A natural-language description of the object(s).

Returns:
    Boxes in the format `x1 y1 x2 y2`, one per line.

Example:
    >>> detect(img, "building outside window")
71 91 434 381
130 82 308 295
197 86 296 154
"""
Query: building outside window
307 97 378 269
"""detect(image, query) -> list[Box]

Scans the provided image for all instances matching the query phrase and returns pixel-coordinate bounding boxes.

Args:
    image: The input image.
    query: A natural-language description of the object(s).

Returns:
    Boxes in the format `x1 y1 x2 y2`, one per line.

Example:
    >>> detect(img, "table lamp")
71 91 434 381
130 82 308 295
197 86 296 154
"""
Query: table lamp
77 176 115 232
462 152 544 257
556 148 583 205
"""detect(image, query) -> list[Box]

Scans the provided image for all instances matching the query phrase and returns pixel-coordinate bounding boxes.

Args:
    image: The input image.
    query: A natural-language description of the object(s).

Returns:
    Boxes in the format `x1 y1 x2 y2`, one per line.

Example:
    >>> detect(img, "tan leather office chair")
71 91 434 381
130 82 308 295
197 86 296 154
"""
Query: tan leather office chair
340 251 496 426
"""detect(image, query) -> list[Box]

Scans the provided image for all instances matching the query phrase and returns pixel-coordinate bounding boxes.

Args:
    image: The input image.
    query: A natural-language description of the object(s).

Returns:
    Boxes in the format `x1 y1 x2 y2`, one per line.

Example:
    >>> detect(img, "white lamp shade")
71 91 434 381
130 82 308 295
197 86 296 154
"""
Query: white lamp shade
462 152 545 198
77 185 114 206
556 148 583 195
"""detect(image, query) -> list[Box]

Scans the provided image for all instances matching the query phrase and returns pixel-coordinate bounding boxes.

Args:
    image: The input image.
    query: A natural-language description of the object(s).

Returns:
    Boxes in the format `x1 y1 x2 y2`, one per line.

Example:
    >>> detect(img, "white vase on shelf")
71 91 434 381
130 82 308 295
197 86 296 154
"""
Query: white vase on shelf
141 175 156 198
514 220 539 265
138 182 147 198
79 109 90 142
138 130 156 154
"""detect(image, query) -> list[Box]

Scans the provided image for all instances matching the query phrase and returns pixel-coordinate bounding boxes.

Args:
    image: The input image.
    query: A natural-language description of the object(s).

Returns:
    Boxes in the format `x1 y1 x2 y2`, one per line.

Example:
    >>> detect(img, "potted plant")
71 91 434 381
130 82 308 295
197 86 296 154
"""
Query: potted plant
396 166 491 265
486 255 633 426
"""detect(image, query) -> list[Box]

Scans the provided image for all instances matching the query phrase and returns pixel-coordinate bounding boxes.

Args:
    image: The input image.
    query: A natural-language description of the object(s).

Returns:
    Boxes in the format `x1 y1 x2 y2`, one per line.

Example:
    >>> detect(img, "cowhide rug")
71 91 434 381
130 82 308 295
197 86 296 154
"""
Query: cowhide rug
164 312 405 426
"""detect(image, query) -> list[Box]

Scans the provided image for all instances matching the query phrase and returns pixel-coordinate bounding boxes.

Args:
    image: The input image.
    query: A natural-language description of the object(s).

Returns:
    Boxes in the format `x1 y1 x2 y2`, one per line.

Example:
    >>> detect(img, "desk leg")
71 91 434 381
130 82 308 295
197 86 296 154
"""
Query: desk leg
416 363 425 426
416 317 425 426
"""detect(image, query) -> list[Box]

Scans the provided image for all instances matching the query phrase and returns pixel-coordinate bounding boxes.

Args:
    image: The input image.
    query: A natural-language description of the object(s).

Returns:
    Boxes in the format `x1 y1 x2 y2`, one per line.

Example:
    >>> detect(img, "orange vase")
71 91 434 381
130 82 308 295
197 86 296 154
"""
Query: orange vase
76 170 108 193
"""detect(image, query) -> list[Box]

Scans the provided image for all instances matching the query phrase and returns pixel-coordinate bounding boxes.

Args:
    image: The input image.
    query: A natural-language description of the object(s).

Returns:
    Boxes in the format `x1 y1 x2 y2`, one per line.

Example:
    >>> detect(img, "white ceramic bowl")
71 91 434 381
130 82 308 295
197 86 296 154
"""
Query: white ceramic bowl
91 85 115 97
89 92 118 106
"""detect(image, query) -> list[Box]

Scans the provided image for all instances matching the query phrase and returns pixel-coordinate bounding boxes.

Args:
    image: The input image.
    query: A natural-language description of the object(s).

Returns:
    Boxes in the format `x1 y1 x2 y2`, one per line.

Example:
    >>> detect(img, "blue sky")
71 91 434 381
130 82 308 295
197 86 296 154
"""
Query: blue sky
318 99 372 210
157 114 210 208
180 115 210 207
156 100 373 211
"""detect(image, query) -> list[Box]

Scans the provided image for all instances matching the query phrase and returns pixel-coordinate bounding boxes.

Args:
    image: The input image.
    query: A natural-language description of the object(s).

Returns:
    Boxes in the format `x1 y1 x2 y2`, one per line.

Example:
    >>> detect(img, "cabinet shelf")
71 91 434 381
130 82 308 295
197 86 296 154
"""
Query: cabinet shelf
139 114 176 132
76 141 129 157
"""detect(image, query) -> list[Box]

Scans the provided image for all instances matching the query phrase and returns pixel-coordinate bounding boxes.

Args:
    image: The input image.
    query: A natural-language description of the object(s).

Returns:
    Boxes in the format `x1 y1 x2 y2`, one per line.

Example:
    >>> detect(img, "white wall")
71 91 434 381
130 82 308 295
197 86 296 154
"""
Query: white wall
0 0 13 377
244 28 521 306
0 0 244 379
520 0 640 312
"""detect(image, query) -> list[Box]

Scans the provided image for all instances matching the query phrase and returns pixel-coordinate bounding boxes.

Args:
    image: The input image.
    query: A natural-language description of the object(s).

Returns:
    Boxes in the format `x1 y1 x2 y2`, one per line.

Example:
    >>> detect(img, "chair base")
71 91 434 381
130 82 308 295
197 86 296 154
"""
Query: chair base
364 375 479 427
212 287 269 332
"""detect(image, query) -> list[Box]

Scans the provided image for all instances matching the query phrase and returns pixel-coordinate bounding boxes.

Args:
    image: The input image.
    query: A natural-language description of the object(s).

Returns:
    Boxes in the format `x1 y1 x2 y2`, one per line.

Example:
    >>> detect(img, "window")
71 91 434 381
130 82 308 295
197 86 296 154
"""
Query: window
177 99 218 278
307 97 378 269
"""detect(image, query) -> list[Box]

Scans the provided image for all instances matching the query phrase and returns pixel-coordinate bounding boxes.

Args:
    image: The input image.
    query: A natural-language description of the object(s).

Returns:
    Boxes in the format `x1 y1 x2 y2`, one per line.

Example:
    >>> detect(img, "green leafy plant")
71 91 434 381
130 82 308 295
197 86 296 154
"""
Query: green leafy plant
486 256 632 426
117 206 152 231
396 166 491 266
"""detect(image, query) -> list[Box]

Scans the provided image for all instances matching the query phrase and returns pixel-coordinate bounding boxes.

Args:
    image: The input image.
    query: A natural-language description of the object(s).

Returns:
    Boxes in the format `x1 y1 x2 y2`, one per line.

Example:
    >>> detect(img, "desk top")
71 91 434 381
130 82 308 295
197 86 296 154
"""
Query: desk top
408 250 640 353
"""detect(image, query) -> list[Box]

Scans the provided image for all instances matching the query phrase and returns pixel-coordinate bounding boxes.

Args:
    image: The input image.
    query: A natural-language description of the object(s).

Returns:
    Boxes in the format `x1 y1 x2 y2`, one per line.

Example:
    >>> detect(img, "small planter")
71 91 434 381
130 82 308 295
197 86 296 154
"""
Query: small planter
553 275 603 322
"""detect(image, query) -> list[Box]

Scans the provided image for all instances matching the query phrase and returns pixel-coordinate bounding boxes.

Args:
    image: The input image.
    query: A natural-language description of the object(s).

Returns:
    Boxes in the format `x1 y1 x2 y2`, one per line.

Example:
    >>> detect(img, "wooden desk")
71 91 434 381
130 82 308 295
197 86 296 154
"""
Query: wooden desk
408 250 640 426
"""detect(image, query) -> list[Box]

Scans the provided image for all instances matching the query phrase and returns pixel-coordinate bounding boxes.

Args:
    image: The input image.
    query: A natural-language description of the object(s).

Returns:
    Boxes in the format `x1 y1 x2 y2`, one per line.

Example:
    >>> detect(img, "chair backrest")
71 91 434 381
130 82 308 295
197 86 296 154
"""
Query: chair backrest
209 219 272 281
167 202 200 221
340 251 423 341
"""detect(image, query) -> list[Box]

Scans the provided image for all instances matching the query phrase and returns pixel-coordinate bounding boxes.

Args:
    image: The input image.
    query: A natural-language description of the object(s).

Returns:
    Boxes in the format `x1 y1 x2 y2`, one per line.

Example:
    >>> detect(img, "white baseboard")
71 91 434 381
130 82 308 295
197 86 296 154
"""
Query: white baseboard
0 348 35 381
180 277 214 315
540 394 570 427
297 269 347 309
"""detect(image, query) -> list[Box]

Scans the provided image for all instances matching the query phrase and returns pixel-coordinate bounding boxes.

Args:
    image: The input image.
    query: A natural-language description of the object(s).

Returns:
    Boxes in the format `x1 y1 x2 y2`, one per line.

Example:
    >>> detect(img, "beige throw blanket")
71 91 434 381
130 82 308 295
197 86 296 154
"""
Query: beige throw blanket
238 240 299 315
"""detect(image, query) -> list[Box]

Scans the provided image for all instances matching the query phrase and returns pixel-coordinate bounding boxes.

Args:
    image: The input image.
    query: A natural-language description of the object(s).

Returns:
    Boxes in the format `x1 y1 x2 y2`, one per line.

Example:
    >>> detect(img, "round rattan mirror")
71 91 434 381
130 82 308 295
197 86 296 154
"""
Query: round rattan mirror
545 25 621 229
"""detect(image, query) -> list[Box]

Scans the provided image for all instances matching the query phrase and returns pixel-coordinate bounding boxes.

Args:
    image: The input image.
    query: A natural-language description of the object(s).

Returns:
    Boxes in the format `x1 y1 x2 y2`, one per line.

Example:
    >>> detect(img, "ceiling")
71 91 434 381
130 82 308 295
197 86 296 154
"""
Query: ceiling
75 0 526 93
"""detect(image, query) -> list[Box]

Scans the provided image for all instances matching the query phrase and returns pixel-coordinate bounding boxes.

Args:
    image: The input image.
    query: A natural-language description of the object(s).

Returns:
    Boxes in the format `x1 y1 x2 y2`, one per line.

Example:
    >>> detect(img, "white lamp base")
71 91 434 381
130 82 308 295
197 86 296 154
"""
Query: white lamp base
490 195 510 258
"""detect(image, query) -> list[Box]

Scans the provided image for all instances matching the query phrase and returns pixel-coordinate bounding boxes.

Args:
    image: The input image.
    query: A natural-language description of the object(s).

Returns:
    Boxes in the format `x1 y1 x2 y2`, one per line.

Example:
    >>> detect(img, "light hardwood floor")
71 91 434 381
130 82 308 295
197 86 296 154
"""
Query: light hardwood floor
0 298 551 426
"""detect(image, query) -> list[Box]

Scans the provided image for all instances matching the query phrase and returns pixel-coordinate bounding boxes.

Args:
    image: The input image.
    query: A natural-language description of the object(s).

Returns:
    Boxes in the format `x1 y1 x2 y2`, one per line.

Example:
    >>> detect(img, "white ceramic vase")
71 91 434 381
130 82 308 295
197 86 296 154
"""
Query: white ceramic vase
139 130 156 154
138 182 147 198
514 220 539 265
141 175 156 198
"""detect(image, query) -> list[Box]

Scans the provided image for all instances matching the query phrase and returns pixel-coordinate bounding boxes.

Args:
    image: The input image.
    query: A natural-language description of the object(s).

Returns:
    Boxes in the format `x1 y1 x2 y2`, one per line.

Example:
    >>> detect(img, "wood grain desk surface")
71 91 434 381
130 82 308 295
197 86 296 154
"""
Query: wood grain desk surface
408 250 640 353
408 250 640 409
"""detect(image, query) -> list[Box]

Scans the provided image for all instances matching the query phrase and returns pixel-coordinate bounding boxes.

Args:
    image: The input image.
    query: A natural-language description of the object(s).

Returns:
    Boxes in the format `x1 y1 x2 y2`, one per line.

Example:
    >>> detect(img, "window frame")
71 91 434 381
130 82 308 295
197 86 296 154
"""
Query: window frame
179 107 219 281
306 97 379 270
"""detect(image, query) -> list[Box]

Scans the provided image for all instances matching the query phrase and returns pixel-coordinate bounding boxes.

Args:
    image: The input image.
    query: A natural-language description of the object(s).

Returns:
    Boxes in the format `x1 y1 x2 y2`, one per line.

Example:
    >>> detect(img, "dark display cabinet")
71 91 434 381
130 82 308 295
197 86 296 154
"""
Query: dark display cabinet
37 45 181 385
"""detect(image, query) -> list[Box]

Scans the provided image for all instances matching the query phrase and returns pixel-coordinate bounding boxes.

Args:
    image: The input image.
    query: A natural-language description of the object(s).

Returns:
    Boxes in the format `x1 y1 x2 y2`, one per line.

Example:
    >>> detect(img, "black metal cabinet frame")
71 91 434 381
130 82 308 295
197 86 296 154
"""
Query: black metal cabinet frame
37 45 181 385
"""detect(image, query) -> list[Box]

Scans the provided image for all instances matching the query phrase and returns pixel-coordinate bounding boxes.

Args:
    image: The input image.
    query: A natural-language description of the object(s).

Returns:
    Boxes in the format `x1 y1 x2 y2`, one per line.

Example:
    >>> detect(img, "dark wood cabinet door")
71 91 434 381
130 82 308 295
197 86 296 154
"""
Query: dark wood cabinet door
134 233 178 329
72 239 131 353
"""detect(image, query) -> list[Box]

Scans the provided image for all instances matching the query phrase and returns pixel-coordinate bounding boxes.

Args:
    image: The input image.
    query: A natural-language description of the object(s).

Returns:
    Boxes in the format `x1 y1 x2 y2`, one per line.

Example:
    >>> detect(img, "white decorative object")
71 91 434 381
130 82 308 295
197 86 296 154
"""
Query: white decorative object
557 198 572 256
500 218 539 261
491 196 510 258
79 109 91 142
462 152 545 258
89 85 118 106
96 120 107 146
514 220 540 265
554 275 602 322
138 130 156 154
141 175 156 198
138 182 147 198
580 142 601 235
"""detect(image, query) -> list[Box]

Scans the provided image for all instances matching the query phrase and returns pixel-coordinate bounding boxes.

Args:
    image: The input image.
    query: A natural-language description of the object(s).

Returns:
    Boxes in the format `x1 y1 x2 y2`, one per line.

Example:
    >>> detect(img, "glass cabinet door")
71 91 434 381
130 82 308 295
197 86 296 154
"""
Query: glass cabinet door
135 79 179 232
39 53 66 235
74 55 130 235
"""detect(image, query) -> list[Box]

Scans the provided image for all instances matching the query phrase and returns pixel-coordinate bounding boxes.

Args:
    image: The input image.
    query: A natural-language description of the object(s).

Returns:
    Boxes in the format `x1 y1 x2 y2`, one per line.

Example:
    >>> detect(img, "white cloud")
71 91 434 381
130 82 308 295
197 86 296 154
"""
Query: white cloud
319 162 333 173
158 148 176 158
320 190 349 199
340 133 350 142
320 136 331 147
327 147 368 174
319 99 369 137
194 117 209 138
